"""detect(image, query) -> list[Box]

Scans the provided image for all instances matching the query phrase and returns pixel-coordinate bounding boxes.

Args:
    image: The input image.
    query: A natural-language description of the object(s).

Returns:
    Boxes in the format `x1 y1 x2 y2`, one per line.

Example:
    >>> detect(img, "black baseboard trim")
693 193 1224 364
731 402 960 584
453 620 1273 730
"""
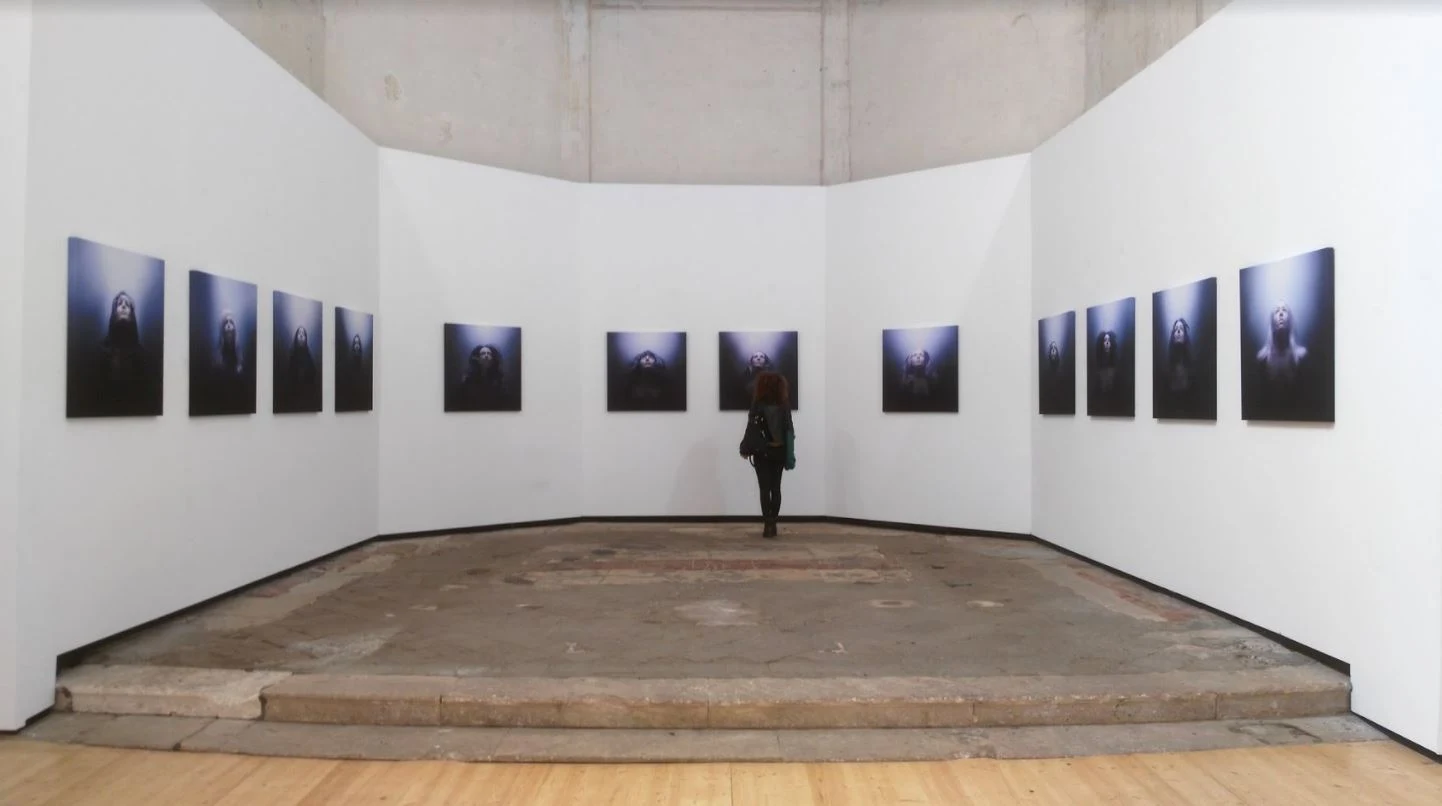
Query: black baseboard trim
823 516 1033 541
376 517 585 542
54 533 384 673
1028 533 1351 678
1354 714 1442 763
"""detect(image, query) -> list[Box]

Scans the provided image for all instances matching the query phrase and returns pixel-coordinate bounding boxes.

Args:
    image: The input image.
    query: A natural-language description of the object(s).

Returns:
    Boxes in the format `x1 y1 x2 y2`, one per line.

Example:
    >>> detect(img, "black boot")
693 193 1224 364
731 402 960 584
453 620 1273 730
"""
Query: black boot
763 518 777 539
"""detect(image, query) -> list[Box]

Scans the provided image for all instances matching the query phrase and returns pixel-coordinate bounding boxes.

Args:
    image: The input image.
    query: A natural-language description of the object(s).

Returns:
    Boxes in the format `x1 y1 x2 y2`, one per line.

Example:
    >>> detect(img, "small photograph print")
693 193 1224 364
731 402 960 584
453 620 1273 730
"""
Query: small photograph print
189 269 258 417
335 307 374 413
718 330 798 411
65 236 166 418
1239 247 1335 423
1086 297 1136 418
444 323 522 412
881 325 959 414
1038 311 1076 416
273 291 323 414
607 331 687 412
1152 277 1218 421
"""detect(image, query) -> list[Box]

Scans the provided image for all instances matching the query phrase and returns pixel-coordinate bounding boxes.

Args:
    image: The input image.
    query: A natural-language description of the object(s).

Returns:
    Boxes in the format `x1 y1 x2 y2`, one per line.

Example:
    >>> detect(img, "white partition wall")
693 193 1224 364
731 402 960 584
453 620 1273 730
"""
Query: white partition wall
0 0 32 731
827 157 1033 533
1031 0 1442 751
12 0 380 720
378 149 583 534
577 185 828 517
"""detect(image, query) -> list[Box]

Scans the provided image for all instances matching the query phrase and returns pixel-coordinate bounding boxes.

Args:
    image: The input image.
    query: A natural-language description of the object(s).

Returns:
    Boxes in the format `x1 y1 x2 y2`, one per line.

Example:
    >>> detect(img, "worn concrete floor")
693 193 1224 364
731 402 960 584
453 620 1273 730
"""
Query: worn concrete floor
72 523 1323 682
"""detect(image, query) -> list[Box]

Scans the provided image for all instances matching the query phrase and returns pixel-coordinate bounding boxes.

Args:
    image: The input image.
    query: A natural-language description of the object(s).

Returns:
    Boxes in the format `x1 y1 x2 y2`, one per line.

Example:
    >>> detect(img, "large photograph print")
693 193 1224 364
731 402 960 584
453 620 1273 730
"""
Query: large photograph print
1152 277 1218 420
1240 247 1335 422
65 236 165 418
1086 297 1136 418
718 330 798 411
273 291 323 414
1037 311 1076 415
189 269 258 417
335 307 374 413
881 325 958 413
607 331 687 412
443 323 521 412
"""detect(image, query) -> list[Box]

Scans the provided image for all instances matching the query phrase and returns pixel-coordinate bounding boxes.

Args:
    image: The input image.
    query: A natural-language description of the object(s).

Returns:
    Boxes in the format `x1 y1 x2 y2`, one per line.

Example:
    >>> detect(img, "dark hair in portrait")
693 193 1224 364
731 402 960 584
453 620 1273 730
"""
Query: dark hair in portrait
1037 311 1076 415
607 331 687 412
882 325 958 413
335 307 374 413
444 323 522 412
1086 297 1136 418
188 269 258 417
273 291 323 414
718 331 798 411
1239 247 1335 423
1152 277 1217 421
65 237 166 418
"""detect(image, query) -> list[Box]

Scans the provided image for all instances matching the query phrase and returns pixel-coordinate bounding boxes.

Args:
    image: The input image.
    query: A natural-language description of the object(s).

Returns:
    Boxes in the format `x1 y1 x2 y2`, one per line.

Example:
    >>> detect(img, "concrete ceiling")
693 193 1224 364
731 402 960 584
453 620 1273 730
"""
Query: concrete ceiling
204 0 1229 185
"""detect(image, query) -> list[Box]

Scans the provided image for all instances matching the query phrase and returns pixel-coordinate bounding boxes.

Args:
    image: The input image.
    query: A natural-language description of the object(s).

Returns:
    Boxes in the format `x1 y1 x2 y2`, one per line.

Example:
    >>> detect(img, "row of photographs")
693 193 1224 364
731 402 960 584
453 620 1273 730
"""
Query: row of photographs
68 234 949 417
447 328 813 414
453 325 957 414
65 236 374 418
1039 246 1335 422
68 233 1332 423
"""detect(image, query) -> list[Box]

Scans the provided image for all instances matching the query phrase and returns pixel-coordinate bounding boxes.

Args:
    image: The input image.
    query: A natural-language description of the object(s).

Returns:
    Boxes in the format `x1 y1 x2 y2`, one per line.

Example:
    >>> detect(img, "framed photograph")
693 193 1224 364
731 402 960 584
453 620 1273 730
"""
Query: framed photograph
335 307 374 413
1239 247 1335 422
607 331 687 412
1086 297 1136 418
718 330 798 411
881 325 959 413
444 323 522 412
273 291 323 414
65 236 165 418
1038 311 1076 416
189 269 258 417
1153 277 1218 420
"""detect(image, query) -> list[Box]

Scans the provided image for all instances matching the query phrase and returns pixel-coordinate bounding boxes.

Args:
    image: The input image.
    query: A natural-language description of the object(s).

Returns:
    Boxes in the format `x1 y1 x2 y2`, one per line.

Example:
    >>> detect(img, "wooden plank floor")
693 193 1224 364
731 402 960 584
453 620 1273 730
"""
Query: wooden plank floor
1 737 1438 804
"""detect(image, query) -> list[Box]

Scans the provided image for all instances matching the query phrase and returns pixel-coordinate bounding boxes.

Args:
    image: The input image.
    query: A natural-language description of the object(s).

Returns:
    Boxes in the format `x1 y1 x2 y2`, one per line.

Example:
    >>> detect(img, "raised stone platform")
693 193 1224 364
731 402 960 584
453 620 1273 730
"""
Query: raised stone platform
34 522 1360 761
24 711 1383 763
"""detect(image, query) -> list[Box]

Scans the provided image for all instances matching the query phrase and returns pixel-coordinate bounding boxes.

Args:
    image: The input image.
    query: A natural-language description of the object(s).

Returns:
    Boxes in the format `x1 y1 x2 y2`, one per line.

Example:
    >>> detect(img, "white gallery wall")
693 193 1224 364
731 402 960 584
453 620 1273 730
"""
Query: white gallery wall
4 0 1440 755
377 149 582 534
576 184 828 517
827 157 1033 534
10 0 380 723
0 0 33 731
1031 0 1442 752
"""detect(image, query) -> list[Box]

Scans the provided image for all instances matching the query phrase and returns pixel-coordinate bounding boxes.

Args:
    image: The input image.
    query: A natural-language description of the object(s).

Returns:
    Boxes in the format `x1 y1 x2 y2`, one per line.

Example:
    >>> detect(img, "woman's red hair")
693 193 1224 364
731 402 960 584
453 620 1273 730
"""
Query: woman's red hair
753 371 790 407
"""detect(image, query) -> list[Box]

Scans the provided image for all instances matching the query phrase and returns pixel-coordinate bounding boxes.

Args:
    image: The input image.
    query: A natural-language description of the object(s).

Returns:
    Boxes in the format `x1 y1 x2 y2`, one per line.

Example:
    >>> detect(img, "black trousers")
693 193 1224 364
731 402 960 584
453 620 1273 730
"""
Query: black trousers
753 456 784 520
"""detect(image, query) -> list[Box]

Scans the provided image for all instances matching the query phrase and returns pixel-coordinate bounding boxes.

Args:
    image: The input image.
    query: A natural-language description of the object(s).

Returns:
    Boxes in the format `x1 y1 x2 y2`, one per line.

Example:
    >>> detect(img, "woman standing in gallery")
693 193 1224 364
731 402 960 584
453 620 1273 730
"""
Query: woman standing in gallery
739 372 796 539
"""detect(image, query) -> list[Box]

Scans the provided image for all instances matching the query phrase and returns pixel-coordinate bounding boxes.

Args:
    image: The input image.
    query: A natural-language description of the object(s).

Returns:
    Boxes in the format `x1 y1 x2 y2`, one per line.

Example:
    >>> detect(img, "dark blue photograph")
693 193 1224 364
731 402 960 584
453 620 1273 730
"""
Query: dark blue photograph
1240 247 1335 422
1038 310 1076 415
189 269 257 417
881 325 958 413
335 307 374 413
718 330 798 411
273 291 323 414
65 236 166 418
1153 277 1218 421
607 331 686 412
444 323 522 412
1087 297 1136 418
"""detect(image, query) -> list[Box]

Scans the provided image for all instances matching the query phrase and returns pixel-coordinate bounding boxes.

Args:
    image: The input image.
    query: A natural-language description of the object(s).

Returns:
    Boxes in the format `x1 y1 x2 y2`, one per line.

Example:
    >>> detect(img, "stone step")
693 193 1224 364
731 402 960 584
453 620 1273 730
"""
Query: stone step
23 711 1385 763
253 666 1347 730
56 663 1350 731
